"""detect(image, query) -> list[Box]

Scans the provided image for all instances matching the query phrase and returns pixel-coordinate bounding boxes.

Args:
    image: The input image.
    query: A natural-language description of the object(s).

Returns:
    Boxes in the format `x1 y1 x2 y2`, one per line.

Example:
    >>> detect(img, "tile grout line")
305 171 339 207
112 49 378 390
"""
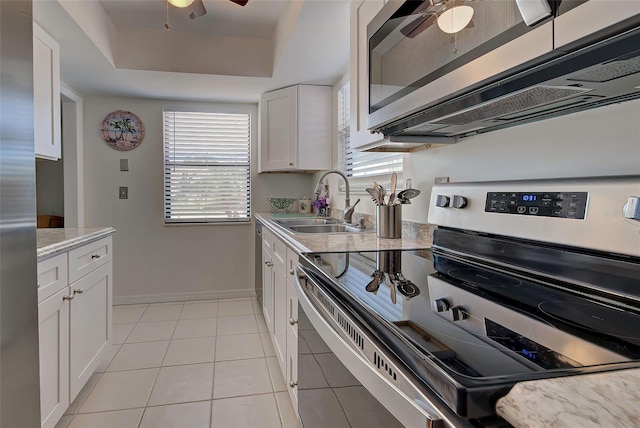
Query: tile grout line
91 299 284 428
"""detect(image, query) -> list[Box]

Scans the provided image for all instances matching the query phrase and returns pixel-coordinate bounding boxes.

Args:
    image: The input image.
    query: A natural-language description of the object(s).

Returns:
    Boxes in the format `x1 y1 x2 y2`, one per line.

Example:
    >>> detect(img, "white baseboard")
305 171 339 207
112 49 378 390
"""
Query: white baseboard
113 288 256 306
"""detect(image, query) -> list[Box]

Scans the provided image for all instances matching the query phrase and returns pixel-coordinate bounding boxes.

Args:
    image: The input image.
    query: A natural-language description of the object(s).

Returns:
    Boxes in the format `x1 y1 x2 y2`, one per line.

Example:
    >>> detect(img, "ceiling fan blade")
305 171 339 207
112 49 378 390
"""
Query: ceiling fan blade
186 0 207 20
400 12 437 38
229 0 249 6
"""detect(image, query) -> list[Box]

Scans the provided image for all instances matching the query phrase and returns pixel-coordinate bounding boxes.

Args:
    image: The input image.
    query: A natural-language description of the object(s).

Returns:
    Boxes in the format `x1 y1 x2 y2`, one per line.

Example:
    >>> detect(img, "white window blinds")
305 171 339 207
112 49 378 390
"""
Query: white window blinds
163 110 251 224
338 81 403 179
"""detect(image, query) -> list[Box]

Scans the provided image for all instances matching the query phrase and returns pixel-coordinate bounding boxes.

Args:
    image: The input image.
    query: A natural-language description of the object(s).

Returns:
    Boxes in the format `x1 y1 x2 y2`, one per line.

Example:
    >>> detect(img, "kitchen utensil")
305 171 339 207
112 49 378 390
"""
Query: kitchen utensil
366 188 381 205
396 280 420 299
395 188 421 205
397 188 420 200
366 270 382 293
373 181 386 205
378 184 387 205
389 172 397 206
389 280 397 304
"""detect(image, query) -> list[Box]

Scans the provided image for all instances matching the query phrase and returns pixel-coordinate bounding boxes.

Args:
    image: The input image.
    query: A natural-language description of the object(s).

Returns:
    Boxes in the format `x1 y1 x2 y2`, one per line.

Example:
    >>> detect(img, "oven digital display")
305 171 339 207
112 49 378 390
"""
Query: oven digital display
485 319 579 370
485 191 588 219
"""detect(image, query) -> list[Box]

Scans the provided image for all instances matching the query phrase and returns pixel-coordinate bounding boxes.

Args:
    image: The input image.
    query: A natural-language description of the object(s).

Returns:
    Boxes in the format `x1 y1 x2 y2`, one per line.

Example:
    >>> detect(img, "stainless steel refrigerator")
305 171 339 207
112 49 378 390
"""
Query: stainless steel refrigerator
1 0 43 426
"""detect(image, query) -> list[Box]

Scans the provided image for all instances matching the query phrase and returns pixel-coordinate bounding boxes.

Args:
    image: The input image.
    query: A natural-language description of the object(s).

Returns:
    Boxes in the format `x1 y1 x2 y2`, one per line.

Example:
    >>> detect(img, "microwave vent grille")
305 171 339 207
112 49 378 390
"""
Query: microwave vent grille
432 85 591 125
400 122 450 135
568 53 640 83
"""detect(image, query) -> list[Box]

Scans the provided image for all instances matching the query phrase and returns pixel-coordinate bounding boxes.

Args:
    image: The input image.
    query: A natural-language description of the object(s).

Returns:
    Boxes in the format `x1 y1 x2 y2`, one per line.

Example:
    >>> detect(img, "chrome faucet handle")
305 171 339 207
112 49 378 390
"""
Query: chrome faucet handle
343 199 360 223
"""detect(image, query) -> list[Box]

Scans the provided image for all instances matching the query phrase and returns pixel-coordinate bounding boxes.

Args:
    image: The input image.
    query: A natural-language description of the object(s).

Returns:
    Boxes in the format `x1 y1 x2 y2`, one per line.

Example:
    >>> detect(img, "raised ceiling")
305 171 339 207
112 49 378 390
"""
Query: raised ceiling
33 0 350 103
101 0 286 38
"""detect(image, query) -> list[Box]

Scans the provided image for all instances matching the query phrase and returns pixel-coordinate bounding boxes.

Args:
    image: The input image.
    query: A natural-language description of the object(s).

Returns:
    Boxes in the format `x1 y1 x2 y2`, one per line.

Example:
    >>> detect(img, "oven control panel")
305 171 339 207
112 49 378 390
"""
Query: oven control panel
485 191 588 219
428 276 627 368
485 319 578 369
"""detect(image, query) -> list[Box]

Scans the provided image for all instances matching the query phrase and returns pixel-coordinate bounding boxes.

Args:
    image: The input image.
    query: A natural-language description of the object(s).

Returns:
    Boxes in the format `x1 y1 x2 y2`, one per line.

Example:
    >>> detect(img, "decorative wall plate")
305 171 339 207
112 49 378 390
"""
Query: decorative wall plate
101 110 145 151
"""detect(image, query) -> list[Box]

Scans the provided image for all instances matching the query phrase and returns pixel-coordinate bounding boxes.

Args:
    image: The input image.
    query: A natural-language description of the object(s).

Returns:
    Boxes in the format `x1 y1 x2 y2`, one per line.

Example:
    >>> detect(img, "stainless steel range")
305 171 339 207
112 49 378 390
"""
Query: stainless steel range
295 175 640 427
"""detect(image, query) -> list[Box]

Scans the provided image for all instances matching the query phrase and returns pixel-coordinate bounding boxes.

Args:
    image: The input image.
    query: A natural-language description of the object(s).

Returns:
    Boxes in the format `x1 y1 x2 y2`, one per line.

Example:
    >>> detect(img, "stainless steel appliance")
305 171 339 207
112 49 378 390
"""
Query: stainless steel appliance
366 0 640 141
0 0 42 425
295 176 640 426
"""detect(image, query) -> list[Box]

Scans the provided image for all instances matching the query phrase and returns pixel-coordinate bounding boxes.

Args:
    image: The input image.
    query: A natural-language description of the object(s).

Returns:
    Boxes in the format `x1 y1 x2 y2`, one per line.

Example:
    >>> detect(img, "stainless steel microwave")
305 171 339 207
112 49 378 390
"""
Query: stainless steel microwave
366 0 640 140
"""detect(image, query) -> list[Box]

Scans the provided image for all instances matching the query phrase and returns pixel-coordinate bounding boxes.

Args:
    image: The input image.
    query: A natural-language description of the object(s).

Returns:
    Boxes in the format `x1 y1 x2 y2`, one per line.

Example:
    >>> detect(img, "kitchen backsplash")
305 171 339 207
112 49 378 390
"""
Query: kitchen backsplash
327 208 436 244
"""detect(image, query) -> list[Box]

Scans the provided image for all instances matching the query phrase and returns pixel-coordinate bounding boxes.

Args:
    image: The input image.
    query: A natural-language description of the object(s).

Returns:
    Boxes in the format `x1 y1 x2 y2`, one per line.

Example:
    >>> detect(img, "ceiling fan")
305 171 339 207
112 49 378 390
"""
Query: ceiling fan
167 0 249 21
400 0 474 38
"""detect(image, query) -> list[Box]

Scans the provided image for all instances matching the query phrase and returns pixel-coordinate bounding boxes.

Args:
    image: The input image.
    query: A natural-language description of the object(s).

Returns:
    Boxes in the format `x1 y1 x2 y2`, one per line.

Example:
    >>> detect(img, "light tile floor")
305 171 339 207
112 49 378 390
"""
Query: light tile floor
55 298 298 428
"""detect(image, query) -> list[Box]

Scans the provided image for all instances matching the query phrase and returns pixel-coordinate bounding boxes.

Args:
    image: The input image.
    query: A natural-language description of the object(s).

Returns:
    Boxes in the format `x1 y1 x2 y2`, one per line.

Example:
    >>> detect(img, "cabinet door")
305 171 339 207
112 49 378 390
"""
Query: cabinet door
69 262 112 400
297 86 332 170
39 287 70 428
286 278 298 409
259 86 298 171
33 24 61 160
350 0 388 150
262 241 275 335
273 266 288 375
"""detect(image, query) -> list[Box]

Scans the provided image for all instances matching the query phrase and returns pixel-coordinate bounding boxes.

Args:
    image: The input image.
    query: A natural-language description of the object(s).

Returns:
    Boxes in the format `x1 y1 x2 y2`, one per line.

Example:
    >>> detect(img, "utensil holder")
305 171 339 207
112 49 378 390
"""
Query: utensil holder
376 205 402 239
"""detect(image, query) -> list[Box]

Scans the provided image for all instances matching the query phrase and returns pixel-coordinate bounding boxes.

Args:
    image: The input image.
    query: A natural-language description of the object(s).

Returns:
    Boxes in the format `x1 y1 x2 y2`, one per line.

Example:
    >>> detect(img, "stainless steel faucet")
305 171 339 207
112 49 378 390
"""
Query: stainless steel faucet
314 169 360 224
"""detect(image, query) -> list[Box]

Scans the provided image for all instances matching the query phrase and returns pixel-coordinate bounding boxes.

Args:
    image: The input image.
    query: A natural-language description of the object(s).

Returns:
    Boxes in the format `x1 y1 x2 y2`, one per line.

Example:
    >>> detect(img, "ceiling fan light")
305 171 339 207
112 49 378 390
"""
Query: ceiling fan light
437 4 474 34
167 0 195 8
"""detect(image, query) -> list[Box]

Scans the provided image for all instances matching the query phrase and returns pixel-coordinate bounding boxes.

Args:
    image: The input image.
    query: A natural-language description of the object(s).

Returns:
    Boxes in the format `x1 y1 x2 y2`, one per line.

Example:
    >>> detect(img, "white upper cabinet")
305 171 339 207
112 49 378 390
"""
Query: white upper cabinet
33 23 61 160
350 0 389 151
259 85 332 172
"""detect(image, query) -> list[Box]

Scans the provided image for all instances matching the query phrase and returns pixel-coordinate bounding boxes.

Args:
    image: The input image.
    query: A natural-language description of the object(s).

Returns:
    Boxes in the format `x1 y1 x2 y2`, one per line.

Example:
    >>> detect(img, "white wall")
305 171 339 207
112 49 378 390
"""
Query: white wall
327 99 640 222
83 96 312 304
402 99 640 224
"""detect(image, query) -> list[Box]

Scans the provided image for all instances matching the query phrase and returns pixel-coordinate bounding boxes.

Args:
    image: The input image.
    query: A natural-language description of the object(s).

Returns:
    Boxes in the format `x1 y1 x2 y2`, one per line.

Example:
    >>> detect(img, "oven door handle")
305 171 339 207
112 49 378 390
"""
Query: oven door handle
295 265 449 428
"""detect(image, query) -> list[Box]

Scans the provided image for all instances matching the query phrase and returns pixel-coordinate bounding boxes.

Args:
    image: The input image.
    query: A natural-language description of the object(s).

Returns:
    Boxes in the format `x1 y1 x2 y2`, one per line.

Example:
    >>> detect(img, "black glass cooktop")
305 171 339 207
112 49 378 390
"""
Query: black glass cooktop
300 243 640 418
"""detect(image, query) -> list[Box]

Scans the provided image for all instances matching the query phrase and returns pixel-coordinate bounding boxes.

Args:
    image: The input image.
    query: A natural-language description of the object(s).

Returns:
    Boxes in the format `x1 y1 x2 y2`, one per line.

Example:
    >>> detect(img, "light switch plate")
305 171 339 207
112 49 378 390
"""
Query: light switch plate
120 159 129 171
119 187 128 199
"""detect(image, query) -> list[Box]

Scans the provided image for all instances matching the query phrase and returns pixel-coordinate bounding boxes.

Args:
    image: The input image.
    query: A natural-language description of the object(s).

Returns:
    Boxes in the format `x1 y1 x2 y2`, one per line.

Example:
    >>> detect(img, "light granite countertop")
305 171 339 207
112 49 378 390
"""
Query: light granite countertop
254 212 432 253
37 227 116 260
496 368 640 428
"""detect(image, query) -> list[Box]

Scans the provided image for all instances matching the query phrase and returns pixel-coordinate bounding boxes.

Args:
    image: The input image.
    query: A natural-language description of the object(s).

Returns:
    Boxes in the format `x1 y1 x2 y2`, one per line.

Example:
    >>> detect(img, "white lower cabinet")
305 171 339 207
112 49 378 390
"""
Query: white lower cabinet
69 263 112 399
273 265 288 374
286 276 299 408
38 287 70 428
260 227 300 414
37 236 113 428
262 236 275 334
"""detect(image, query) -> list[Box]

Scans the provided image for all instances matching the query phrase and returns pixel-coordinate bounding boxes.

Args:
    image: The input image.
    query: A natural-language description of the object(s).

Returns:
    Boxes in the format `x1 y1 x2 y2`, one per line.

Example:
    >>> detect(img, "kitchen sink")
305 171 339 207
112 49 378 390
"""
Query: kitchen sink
272 217 369 234
274 217 341 227
287 224 368 233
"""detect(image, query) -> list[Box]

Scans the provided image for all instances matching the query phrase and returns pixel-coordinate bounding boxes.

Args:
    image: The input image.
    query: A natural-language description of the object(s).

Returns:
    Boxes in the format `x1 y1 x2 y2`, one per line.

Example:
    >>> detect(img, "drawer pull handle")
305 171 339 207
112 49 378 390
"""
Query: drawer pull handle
73 288 84 295
91 254 101 259
289 381 297 388
289 318 298 326
265 261 273 267
62 295 74 301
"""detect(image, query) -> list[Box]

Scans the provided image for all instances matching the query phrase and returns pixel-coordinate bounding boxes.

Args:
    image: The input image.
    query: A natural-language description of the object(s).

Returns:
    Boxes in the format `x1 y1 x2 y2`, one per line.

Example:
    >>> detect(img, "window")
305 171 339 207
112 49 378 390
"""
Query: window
338 81 403 179
163 110 251 224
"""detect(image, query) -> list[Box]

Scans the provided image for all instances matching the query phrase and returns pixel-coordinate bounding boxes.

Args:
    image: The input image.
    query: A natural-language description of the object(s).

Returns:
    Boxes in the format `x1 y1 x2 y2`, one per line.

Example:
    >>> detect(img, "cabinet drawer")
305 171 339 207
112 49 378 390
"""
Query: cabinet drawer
38 253 68 302
68 237 112 283
263 229 286 270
